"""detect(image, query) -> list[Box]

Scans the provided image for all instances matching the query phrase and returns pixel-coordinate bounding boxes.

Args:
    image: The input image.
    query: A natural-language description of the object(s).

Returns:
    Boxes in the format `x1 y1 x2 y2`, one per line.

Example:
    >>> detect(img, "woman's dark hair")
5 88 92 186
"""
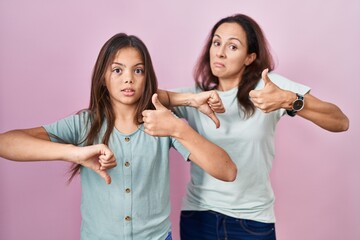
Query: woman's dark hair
194 13 274 117
69 33 158 181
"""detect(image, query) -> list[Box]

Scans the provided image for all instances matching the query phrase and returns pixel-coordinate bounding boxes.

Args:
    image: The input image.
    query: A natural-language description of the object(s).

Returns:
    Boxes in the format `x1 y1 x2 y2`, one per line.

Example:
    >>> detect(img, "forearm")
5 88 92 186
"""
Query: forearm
0 129 76 162
157 89 194 108
297 94 349 132
172 120 237 182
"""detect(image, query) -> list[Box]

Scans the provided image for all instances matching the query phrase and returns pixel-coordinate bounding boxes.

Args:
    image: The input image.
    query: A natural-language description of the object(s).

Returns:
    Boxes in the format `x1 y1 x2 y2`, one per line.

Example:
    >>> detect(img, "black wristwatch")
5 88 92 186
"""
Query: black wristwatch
286 93 304 117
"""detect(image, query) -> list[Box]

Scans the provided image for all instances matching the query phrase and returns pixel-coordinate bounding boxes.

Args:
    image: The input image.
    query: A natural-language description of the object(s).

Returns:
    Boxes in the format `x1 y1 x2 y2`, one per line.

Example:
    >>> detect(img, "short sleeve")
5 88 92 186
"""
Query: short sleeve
170 136 191 162
170 86 198 119
42 110 91 145
255 73 311 117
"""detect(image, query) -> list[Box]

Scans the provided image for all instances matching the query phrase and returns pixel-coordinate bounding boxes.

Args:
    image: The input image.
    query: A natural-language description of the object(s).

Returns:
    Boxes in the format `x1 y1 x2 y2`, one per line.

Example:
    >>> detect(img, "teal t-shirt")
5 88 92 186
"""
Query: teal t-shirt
43 111 190 240
174 73 311 223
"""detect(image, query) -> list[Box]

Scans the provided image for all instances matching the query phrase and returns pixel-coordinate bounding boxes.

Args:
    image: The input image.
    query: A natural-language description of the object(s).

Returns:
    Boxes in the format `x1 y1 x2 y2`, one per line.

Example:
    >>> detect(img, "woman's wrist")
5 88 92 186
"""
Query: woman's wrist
284 91 297 109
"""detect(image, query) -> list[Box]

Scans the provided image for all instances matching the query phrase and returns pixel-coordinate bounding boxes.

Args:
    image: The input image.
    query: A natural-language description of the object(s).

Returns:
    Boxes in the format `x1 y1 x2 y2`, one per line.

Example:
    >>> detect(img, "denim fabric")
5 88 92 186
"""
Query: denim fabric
165 232 172 240
180 210 276 240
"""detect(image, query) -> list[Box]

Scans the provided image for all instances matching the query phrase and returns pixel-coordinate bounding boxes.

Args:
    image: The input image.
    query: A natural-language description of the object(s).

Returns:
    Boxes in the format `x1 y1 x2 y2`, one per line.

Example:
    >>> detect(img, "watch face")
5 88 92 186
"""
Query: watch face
293 99 304 111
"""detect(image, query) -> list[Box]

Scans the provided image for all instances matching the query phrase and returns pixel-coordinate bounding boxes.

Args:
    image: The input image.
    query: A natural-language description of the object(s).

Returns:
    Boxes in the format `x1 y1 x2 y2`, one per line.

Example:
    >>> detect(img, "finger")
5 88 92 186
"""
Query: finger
142 110 149 117
97 169 112 184
261 68 271 85
208 112 220 128
249 89 259 98
99 157 116 166
208 100 225 113
99 162 117 170
152 93 167 110
99 155 116 164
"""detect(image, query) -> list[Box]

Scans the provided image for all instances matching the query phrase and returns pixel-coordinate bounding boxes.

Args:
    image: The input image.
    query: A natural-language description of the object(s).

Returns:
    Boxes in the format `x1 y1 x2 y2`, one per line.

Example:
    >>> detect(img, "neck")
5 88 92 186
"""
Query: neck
112 103 139 134
217 78 240 91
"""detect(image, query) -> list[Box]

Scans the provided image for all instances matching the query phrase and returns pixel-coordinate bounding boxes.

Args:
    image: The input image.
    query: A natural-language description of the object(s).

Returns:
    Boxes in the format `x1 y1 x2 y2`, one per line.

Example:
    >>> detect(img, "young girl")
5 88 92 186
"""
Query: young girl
0 33 237 240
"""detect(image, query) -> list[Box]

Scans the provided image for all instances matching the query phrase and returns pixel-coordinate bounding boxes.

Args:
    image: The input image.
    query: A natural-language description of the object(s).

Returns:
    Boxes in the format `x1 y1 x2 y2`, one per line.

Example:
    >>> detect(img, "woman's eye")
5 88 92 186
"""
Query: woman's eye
229 45 238 50
213 41 220 47
134 68 144 74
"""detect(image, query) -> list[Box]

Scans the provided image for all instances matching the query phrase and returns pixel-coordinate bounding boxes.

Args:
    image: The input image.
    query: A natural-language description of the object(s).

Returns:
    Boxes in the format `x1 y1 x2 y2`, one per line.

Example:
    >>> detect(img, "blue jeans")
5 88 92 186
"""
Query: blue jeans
180 210 276 240
165 231 172 240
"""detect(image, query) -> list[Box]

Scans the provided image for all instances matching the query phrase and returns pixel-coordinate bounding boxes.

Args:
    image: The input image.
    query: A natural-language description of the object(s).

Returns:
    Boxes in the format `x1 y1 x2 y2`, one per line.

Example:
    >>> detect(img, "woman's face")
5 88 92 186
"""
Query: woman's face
105 47 146 109
210 22 256 88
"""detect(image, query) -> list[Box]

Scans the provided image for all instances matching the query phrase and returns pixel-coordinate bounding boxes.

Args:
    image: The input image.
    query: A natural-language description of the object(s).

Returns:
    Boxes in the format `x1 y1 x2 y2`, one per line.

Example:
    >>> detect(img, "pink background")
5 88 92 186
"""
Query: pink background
1 0 359 239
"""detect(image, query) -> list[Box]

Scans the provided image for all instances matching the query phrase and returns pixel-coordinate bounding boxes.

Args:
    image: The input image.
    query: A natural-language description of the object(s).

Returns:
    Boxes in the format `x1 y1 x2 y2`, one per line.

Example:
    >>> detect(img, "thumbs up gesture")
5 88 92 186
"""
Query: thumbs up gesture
142 93 179 137
249 69 288 113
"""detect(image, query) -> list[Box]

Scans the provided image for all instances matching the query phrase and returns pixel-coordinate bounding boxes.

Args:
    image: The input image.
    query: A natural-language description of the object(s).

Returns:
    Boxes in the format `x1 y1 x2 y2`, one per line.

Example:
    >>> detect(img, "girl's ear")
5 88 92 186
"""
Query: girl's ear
245 53 256 66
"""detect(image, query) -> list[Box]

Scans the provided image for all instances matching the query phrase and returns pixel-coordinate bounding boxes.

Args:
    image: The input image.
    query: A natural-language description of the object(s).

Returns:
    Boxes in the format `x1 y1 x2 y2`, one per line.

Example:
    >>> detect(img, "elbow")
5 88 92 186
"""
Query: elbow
229 164 238 182
221 163 238 182
333 110 350 132
341 117 350 132
332 116 350 132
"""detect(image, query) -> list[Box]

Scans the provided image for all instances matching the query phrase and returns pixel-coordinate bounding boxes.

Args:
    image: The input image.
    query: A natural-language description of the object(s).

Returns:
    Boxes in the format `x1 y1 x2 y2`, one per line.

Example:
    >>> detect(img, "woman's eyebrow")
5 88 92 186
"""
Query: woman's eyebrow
213 34 242 45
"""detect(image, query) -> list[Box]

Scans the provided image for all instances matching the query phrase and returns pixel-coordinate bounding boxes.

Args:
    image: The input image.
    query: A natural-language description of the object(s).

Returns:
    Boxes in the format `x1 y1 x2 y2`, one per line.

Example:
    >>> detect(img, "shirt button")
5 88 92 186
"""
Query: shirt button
124 162 130 167
125 188 131 193
125 216 132 221
125 137 130 142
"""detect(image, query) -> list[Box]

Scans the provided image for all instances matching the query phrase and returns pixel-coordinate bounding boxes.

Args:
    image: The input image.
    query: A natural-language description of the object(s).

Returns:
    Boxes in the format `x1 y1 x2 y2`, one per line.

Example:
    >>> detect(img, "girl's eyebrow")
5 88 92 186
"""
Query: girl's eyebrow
112 62 144 67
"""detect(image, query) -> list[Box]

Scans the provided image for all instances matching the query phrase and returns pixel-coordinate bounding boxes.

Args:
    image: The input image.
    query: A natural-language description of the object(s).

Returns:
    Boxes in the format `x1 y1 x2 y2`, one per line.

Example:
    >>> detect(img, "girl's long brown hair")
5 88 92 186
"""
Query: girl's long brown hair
194 14 275 117
69 33 158 181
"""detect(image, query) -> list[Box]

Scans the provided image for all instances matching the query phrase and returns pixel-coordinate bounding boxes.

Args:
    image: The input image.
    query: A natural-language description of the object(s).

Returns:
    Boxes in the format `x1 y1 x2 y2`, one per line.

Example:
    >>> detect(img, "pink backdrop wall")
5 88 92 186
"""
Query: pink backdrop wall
1 0 359 239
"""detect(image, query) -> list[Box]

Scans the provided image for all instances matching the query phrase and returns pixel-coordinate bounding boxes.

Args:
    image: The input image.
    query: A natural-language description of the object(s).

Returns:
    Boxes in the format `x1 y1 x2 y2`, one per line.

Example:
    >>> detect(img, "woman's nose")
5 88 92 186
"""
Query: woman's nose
216 46 226 58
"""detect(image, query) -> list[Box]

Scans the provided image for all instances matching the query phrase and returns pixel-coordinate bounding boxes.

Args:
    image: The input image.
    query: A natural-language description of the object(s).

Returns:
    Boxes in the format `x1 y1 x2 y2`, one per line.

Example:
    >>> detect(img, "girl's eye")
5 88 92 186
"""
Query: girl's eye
112 68 122 74
134 68 144 74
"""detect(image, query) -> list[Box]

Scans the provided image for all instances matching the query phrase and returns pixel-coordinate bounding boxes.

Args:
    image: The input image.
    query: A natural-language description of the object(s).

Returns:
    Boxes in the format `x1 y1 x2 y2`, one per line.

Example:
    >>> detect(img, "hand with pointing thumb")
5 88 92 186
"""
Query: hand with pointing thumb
142 93 180 137
151 93 167 110
249 68 288 113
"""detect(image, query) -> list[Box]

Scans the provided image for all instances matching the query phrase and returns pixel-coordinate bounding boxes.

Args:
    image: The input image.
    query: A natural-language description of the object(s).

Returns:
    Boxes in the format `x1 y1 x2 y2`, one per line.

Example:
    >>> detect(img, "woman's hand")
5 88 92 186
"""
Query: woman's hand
142 94 180 137
191 91 224 128
157 89 225 128
249 69 293 113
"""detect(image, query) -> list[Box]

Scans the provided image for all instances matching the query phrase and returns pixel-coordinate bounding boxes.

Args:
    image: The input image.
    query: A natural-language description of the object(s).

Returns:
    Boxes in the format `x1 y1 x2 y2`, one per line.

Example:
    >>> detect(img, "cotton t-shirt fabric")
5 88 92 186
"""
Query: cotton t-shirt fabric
173 73 310 223
43 111 190 240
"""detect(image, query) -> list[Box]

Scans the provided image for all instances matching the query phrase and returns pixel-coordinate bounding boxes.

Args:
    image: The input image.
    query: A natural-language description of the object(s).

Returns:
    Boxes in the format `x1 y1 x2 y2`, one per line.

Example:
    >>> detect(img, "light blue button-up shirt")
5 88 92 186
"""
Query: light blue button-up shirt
44 110 190 240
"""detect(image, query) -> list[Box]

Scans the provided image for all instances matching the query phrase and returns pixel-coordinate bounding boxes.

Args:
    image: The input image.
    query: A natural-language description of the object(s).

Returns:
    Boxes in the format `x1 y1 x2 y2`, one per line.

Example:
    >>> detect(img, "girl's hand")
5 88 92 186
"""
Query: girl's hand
73 144 116 184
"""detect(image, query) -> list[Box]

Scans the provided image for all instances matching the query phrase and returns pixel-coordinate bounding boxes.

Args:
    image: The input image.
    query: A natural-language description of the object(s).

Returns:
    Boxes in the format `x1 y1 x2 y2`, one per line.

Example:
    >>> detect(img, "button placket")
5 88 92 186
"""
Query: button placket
123 135 133 230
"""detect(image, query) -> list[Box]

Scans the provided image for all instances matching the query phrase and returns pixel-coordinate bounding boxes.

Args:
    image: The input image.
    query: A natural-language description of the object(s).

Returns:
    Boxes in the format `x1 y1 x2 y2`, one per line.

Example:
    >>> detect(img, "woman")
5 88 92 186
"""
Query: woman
156 14 349 239
0 33 237 240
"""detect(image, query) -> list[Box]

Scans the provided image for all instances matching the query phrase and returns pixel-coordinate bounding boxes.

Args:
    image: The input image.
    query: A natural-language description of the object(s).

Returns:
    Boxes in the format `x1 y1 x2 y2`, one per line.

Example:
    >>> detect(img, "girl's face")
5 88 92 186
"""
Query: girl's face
105 47 145 108
210 22 256 88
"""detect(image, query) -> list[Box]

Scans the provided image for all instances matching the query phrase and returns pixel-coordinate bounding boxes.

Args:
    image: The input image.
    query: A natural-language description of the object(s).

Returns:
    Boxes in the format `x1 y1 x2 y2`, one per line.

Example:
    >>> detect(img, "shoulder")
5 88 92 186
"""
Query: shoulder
45 109 93 130
171 86 200 94
256 72 311 94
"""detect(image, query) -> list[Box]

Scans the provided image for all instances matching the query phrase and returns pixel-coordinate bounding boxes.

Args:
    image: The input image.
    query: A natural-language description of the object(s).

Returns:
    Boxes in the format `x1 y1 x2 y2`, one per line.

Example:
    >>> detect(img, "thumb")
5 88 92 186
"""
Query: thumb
261 68 271 86
152 93 166 110
97 169 112 184
208 112 221 128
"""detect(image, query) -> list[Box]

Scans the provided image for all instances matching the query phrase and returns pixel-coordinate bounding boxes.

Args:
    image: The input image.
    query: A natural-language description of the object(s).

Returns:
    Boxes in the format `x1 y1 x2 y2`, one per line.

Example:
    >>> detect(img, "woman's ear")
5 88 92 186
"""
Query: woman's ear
245 53 256 66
